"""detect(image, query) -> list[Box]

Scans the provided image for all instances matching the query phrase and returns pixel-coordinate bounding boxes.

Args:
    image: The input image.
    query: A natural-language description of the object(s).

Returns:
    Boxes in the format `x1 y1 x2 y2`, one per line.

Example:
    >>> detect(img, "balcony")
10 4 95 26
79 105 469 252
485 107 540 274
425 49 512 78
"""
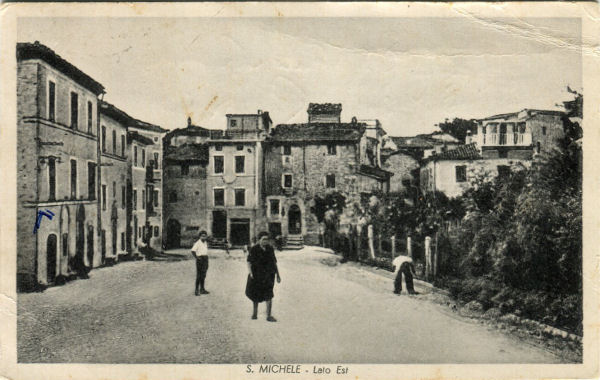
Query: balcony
481 133 531 147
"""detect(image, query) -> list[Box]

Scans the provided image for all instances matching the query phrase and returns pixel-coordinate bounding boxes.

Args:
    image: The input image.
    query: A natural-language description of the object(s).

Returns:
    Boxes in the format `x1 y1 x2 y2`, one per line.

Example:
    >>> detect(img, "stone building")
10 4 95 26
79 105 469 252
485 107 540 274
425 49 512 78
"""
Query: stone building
263 103 392 247
163 111 271 248
128 120 167 251
17 42 105 290
475 109 565 158
99 101 130 263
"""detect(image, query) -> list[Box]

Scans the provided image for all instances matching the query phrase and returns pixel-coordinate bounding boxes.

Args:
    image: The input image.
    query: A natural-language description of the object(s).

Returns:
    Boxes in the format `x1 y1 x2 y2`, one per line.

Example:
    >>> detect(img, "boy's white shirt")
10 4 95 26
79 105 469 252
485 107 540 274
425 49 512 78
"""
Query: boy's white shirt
191 238 208 257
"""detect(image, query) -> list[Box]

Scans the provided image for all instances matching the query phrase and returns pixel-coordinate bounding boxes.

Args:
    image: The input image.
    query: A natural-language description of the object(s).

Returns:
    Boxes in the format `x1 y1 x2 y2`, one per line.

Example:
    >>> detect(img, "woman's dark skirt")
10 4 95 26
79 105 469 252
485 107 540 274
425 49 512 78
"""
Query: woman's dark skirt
245 273 275 303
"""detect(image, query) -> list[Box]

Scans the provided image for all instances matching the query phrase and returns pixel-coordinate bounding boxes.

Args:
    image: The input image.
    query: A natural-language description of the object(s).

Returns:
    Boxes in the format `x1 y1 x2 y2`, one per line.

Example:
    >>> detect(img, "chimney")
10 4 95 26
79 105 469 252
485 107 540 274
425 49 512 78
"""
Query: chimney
257 109 262 115
465 130 472 144
187 116 192 127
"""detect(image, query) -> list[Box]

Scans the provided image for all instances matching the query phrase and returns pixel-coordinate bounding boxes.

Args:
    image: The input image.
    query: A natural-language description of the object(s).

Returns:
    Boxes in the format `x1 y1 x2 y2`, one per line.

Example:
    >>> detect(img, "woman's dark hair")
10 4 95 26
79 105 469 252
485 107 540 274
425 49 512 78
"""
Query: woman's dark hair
257 231 270 240
199 230 208 236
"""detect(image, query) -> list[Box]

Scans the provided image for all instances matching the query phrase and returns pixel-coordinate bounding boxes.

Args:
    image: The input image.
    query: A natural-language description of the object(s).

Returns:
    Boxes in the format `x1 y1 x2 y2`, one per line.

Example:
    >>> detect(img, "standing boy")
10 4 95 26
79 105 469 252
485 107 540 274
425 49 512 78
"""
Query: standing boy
191 230 209 295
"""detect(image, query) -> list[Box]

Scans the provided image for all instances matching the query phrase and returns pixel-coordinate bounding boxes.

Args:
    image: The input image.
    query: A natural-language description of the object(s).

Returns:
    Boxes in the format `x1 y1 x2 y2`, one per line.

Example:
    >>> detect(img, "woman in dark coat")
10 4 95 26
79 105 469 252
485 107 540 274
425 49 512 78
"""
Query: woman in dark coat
246 232 281 322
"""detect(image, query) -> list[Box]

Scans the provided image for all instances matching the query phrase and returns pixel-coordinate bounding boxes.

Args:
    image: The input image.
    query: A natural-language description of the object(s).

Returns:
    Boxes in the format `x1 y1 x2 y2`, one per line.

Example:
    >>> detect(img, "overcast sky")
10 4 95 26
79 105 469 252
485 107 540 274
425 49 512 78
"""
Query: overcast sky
18 17 582 136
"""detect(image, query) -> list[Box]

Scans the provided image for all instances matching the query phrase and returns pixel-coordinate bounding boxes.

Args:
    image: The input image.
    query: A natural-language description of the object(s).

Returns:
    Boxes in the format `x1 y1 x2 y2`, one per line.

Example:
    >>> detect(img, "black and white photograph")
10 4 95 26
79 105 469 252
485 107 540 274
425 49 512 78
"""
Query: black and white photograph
1 3 599 380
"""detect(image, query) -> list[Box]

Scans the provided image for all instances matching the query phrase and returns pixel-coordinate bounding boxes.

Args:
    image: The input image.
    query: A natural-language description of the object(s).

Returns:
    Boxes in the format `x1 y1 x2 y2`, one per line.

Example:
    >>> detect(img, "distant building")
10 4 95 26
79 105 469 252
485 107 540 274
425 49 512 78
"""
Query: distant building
419 143 531 198
476 109 564 158
128 120 167 251
264 103 392 247
163 111 271 248
17 42 105 290
128 131 154 253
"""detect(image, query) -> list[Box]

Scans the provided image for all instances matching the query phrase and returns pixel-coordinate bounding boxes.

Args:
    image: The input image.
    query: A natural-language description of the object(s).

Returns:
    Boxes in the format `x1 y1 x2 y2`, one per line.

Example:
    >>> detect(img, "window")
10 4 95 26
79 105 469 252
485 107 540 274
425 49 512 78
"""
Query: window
235 156 245 174
283 174 293 188
542 126 547 136
112 181 116 198
497 165 510 179
536 141 541 154
169 191 177 202
181 164 189 176
102 184 107 210
481 126 486 134
518 122 526 134
87 162 96 200
154 226 159 237
326 174 336 188
214 188 224 206
142 149 146 168
455 165 467 183
121 232 125 251
48 81 56 122
214 156 224 174
87 101 93 133
283 145 291 155
235 189 245 206
134 146 138 166
70 159 77 198
48 158 56 201
133 189 137 210
70 92 78 129
231 119 237 128
153 190 159 207
154 153 159 169
142 190 146 209
237 144 244 151
101 126 106 152
112 130 116 154
121 135 126 157
121 186 126 209
270 199 280 216
327 144 337 155
215 144 223 151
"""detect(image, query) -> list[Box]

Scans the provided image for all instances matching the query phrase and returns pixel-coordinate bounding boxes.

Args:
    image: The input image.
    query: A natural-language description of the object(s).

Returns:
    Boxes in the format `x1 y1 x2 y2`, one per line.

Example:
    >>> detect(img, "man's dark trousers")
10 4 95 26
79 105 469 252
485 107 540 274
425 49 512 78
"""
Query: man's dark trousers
394 262 415 294
195 256 209 291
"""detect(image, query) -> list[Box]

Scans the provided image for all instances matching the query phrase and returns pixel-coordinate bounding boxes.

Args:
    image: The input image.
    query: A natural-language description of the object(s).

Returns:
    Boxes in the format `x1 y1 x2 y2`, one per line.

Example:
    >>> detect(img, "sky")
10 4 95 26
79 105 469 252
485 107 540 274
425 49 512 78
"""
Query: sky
18 17 582 136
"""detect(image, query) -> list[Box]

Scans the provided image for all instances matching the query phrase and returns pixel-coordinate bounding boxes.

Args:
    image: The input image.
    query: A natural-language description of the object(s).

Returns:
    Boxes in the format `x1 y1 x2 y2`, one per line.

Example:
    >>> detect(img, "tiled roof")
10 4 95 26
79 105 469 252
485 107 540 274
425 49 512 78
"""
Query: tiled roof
130 119 167 133
358 164 393 180
164 143 209 163
128 131 154 146
99 100 134 126
271 123 366 142
165 125 212 141
424 143 481 162
481 109 564 121
307 103 342 114
390 133 459 149
17 41 105 95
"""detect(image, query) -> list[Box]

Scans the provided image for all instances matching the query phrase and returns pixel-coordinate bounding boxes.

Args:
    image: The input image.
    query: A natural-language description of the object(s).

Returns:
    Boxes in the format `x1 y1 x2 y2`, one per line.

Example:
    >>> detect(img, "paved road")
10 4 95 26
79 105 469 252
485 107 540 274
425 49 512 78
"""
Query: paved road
18 247 562 363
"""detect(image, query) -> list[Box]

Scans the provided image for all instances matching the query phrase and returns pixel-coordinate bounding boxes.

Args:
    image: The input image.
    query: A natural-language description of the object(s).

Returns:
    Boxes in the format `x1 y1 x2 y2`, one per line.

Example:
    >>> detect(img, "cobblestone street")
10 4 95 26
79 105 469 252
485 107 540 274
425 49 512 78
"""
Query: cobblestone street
18 247 562 364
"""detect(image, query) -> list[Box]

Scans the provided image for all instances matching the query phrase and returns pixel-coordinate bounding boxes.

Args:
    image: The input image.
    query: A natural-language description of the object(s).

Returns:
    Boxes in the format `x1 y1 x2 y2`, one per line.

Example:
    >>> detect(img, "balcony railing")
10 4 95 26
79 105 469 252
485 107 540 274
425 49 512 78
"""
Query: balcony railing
481 133 531 146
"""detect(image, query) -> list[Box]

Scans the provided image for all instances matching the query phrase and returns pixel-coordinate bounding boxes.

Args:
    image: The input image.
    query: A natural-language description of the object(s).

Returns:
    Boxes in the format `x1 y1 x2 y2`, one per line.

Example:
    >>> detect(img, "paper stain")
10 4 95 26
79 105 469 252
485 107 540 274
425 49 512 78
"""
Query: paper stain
205 95 219 111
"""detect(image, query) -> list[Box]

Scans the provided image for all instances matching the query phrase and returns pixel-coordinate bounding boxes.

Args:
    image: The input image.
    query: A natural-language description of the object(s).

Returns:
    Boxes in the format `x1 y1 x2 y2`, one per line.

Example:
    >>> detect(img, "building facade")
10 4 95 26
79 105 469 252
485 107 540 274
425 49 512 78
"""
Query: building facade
128 120 167 251
17 42 105 290
263 103 391 246
99 101 130 263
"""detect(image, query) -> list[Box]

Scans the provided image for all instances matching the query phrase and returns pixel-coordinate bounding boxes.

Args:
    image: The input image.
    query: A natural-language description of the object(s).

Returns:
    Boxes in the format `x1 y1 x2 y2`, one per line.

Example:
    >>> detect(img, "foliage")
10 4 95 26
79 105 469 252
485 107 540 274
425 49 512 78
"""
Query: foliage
310 191 346 223
436 118 478 143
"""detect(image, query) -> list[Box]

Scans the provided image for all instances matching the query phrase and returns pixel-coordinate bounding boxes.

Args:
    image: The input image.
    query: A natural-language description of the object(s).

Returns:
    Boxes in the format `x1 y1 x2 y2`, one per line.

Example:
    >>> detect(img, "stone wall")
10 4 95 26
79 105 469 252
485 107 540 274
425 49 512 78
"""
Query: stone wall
382 152 419 193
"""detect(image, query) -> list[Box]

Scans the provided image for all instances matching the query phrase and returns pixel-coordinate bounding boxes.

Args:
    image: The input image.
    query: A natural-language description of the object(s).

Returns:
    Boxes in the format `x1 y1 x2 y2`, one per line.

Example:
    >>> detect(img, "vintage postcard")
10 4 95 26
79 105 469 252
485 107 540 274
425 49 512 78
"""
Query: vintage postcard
0 2 599 380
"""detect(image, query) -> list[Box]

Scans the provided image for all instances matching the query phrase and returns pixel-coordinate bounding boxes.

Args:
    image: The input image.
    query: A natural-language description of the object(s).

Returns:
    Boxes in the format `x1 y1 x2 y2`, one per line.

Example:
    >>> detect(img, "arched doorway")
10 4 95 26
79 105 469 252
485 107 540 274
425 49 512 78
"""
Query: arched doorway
166 219 181 249
288 205 302 235
74 205 86 275
59 206 70 274
86 225 94 267
111 203 118 258
46 234 57 283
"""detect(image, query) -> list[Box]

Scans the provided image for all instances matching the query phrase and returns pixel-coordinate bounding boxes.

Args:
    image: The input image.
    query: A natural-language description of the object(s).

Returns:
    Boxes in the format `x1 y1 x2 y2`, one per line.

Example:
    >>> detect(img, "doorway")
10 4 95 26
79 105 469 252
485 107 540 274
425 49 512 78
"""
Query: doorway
212 211 227 239
230 219 250 246
75 205 86 270
166 219 181 249
86 225 94 267
46 234 57 283
288 205 302 235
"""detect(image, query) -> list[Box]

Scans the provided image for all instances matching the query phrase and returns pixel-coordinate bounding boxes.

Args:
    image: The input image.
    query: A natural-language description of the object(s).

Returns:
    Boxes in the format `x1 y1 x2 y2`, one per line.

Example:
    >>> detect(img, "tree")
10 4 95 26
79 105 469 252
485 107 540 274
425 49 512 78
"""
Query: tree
436 118 478 143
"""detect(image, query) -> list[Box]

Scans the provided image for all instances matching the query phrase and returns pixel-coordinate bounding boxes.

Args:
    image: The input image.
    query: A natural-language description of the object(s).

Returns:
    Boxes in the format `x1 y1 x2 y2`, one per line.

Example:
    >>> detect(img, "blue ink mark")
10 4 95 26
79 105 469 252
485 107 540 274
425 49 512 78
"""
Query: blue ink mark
33 209 55 234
